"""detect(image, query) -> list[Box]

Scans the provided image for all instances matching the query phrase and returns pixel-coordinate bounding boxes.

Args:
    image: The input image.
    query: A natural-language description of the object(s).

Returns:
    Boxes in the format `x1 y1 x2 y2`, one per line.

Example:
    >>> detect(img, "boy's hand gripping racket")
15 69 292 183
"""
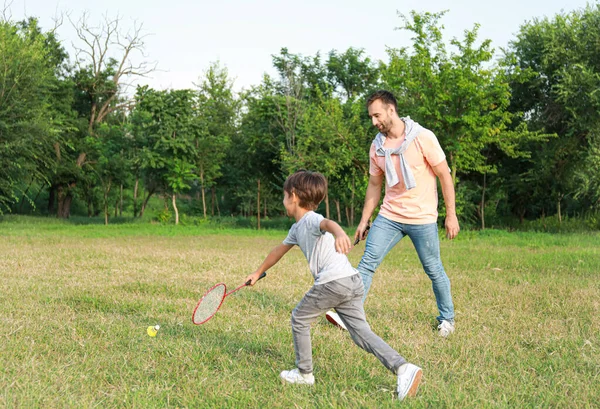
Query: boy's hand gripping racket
192 272 267 325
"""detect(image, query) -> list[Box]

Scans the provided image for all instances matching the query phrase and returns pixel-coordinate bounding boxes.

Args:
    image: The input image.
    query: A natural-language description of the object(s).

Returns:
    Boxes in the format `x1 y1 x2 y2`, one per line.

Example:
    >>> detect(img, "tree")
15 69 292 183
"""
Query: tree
50 13 155 218
195 62 238 218
382 11 549 226
505 3 600 220
0 18 62 213
130 87 198 224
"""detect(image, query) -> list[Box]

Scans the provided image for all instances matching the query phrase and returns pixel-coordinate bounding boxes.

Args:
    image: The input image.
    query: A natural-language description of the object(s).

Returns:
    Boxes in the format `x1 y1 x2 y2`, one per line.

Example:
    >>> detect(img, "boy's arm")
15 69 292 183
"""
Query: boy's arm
245 243 294 285
320 219 352 254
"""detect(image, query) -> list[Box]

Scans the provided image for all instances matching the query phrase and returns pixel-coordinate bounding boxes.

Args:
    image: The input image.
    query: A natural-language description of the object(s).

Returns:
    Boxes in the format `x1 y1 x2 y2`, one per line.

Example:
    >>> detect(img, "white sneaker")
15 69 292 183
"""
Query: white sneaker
396 363 422 401
438 320 455 338
325 310 347 330
280 368 315 385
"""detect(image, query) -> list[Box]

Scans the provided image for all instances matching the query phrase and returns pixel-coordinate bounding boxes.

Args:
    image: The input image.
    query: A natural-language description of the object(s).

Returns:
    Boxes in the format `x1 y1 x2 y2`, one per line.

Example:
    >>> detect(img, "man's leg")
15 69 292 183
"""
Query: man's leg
405 222 455 323
357 215 405 303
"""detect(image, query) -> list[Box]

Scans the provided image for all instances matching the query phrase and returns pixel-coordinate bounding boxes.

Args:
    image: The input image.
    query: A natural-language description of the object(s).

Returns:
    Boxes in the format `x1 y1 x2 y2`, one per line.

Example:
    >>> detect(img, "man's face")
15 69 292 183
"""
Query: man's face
368 99 394 134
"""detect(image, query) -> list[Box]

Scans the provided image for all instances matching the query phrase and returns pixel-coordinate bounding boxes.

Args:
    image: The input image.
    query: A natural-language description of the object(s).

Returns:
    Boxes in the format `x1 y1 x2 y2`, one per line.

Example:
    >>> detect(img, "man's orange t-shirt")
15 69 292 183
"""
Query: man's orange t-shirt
369 129 446 224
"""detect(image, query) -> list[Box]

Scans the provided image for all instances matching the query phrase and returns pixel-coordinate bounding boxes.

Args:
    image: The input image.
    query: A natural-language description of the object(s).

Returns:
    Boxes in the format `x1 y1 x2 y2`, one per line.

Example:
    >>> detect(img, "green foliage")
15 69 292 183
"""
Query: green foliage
0 18 62 212
505 3 600 217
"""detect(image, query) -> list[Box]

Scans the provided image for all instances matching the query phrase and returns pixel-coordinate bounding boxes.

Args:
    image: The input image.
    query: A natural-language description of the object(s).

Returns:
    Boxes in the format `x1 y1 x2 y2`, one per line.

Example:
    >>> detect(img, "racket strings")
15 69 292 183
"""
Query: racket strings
193 285 226 324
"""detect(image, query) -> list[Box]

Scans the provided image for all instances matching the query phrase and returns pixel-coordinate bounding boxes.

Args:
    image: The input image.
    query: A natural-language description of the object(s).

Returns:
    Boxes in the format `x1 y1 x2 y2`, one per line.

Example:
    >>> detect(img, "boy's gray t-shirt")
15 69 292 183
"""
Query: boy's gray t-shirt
283 211 358 285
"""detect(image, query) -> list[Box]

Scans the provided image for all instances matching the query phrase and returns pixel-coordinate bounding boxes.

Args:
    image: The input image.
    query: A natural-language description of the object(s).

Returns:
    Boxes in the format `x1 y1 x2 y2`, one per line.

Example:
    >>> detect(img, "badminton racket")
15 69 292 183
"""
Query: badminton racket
192 272 267 325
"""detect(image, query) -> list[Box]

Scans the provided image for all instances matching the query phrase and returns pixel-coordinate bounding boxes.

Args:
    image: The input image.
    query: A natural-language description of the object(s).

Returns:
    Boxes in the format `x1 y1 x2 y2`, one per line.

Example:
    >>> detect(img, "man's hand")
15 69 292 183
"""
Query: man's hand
354 221 370 245
445 214 460 240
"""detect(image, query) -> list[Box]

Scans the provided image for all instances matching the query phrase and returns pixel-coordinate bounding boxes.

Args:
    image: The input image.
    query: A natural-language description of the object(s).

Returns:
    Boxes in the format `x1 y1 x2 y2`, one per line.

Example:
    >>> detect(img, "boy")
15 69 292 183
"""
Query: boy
245 170 422 400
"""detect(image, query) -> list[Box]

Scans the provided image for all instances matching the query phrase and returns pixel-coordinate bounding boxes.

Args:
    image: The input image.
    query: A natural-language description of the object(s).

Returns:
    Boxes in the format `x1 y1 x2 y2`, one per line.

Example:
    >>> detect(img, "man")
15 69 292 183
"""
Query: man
326 90 459 337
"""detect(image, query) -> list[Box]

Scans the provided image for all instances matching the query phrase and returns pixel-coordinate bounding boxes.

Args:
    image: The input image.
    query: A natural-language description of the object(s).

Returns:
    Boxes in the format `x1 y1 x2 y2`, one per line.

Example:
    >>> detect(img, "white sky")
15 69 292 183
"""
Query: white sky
6 0 595 92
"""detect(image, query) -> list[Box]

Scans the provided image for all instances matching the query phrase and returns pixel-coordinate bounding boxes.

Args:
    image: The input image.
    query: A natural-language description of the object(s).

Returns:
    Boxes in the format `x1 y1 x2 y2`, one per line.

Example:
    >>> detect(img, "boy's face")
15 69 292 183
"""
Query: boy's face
282 190 295 217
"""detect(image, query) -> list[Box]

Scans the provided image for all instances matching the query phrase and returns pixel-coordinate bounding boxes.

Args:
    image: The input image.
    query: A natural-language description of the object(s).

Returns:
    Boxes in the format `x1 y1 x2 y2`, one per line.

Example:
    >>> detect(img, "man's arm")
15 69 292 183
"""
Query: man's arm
432 159 460 239
354 173 384 243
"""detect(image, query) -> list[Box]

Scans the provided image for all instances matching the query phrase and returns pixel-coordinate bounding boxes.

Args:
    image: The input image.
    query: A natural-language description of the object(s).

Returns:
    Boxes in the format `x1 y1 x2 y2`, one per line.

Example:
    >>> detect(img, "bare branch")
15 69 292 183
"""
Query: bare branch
1 1 13 22
69 12 156 131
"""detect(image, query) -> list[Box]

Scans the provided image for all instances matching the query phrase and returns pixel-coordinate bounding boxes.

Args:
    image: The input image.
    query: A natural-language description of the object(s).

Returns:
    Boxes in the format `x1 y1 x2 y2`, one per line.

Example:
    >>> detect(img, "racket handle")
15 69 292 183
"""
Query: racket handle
245 271 267 286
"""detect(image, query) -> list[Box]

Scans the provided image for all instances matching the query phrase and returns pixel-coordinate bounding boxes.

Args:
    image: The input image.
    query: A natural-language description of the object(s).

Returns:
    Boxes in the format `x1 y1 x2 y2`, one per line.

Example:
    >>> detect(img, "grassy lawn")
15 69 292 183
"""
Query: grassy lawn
1 218 599 408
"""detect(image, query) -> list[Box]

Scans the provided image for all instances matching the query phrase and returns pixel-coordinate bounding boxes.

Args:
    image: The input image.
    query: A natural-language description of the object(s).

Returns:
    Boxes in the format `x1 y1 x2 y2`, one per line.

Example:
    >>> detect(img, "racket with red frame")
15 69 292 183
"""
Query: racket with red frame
192 272 267 325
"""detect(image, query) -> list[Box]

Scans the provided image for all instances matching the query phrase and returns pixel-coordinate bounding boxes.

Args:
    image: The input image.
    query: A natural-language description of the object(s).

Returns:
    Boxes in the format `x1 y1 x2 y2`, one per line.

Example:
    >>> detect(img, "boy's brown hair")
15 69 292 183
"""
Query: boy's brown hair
283 170 327 210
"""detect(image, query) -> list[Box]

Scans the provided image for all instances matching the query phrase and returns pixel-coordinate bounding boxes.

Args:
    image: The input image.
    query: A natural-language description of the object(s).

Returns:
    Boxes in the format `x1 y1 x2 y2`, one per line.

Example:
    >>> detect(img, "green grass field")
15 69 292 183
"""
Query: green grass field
1 218 599 408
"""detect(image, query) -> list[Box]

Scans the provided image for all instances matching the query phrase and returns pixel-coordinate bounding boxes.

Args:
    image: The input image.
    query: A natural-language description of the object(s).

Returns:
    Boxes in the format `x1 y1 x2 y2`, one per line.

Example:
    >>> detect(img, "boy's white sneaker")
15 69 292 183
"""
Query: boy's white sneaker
438 320 455 338
280 368 315 385
396 363 422 401
325 310 347 330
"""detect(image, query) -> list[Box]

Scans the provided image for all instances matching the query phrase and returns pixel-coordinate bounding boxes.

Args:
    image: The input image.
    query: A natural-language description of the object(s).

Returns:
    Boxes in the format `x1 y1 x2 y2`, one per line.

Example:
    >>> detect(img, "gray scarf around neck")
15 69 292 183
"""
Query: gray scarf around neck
374 116 423 189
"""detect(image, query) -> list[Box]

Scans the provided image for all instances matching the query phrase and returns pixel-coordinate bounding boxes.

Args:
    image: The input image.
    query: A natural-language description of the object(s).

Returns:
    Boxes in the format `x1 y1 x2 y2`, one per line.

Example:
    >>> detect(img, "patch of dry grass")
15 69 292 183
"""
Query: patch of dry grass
0 222 598 408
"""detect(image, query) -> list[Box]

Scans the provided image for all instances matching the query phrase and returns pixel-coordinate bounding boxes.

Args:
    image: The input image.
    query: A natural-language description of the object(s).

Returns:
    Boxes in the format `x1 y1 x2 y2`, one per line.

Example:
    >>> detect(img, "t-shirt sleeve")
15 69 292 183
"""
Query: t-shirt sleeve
282 224 297 245
306 212 326 236
418 130 446 167
369 143 384 176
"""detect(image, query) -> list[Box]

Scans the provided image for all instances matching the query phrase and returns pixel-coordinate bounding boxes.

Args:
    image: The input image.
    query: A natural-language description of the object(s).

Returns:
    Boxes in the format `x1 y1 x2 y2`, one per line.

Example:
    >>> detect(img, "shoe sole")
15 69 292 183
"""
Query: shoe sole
325 313 347 330
407 368 422 397
398 367 422 400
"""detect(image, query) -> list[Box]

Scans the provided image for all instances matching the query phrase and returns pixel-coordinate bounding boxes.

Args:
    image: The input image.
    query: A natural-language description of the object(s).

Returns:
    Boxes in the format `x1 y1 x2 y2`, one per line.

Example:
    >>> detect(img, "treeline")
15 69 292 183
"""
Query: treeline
1 5 599 229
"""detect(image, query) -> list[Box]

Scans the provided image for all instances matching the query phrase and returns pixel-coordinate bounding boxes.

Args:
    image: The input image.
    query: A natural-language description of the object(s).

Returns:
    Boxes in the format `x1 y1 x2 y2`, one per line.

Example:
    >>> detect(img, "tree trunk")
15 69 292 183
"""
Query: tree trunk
48 185 56 215
133 177 139 217
350 177 356 226
557 197 562 224
104 180 112 225
480 173 486 230
139 187 155 218
211 187 216 217
173 194 179 225
201 186 207 218
335 199 341 223
325 191 330 219
264 197 267 218
119 184 123 217
257 179 261 230
217 190 221 217
345 206 350 227
57 184 74 219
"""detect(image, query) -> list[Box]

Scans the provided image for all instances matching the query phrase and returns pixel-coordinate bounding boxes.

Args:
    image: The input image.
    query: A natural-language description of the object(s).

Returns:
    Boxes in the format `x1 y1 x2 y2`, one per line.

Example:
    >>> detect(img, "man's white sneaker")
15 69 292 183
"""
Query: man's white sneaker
396 363 422 401
325 310 347 330
438 320 455 338
279 368 315 385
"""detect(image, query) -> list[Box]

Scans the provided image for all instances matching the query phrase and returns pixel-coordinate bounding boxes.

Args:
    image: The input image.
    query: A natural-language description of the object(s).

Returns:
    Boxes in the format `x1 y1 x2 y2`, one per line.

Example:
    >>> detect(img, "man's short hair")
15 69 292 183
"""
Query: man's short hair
283 170 327 210
366 90 398 112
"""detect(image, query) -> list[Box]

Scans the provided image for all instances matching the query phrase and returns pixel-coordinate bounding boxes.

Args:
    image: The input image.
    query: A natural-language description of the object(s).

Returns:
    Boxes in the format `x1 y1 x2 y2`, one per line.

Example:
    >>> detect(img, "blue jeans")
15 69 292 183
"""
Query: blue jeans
357 214 455 323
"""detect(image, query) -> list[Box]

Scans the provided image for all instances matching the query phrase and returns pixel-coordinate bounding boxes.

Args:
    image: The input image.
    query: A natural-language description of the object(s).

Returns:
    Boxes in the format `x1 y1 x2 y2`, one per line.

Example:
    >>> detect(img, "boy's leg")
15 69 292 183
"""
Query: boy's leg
332 275 407 373
291 284 342 374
